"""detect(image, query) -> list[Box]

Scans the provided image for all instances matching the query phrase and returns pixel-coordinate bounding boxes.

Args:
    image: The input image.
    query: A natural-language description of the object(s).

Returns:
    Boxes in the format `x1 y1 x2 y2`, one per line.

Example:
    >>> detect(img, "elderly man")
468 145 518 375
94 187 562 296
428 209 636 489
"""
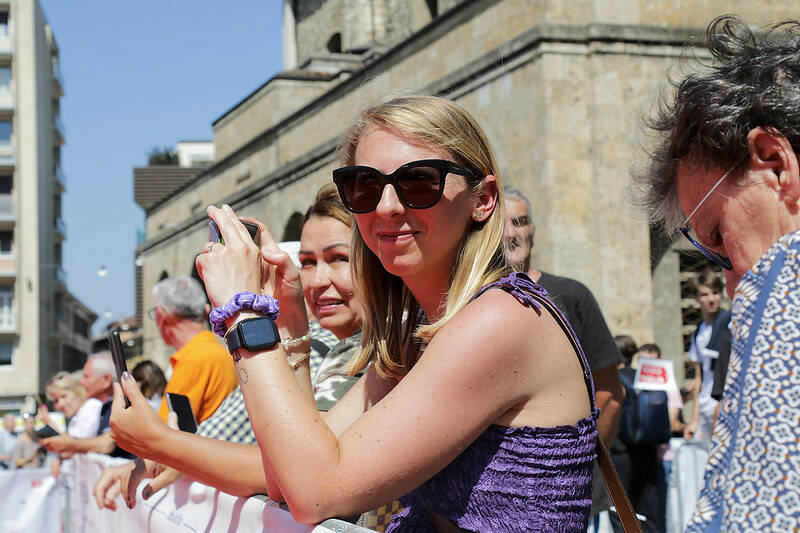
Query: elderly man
41 353 124 460
150 276 237 423
503 185 625 524
632 15 800 531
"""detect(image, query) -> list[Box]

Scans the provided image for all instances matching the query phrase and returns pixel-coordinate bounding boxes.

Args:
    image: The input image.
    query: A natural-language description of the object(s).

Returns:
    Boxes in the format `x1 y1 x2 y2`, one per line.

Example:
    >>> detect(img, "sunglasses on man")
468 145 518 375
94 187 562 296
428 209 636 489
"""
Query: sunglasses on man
332 159 479 214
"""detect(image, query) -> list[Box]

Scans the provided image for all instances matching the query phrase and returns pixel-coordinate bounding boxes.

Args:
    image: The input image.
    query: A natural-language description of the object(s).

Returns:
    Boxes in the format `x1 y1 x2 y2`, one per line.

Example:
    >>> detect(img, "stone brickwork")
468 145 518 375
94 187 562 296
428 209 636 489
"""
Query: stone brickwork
137 0 799 371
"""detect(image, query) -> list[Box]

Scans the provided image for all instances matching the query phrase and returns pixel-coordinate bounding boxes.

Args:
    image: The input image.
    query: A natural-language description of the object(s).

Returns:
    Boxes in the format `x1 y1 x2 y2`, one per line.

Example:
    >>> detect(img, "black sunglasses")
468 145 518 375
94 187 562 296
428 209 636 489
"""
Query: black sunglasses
332 159 478 214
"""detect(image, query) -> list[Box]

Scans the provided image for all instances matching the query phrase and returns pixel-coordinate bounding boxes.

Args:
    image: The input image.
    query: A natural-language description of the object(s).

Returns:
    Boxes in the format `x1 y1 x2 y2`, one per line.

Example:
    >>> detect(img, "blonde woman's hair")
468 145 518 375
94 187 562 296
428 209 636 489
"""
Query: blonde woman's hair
340 94 507 379
45 371 86 401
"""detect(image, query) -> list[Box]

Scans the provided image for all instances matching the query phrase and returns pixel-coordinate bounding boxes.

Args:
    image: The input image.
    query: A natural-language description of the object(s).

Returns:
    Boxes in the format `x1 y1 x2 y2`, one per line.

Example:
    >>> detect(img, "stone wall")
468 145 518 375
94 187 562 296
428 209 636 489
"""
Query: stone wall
138 0 799 369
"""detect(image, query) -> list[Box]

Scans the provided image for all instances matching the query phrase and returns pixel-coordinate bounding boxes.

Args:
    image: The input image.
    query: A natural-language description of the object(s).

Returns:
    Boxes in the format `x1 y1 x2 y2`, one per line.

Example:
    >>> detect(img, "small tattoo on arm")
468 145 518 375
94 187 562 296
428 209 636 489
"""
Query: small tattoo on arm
238 366 248 384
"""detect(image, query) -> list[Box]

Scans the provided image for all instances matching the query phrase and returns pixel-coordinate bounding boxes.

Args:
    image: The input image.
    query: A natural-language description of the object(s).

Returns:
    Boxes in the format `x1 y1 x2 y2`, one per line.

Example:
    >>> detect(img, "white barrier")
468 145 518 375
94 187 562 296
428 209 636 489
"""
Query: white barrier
61 453 375 533
0 466 61 532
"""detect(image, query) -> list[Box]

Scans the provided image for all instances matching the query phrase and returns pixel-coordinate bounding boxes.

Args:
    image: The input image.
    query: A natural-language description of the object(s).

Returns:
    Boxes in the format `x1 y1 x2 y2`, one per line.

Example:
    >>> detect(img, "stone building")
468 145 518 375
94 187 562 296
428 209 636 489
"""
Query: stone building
135 0 796 375
0 0 96 410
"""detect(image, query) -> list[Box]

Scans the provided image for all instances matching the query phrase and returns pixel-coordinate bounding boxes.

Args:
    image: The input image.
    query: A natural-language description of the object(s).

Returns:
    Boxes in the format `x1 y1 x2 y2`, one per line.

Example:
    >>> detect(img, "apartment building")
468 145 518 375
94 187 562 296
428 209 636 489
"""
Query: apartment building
0 0 95 411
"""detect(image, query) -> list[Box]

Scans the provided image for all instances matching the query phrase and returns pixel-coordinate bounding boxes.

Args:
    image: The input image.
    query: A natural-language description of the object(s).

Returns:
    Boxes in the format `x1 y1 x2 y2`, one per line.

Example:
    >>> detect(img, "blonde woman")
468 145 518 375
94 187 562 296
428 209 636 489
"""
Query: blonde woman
45 371 101 439
111 95 597 531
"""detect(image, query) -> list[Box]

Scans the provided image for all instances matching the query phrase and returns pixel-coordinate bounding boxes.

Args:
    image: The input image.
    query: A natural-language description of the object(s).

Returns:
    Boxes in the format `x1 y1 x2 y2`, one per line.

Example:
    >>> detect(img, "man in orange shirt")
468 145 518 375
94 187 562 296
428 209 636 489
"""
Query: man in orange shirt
150 276 237 424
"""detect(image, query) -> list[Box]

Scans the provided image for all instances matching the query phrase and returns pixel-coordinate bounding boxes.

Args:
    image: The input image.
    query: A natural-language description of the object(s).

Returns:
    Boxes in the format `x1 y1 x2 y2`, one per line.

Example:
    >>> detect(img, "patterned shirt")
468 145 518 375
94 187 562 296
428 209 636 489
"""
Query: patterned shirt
312 330 362 411
687 229 800 531
309 321 340 379
196 387 255 444
196 330 363 442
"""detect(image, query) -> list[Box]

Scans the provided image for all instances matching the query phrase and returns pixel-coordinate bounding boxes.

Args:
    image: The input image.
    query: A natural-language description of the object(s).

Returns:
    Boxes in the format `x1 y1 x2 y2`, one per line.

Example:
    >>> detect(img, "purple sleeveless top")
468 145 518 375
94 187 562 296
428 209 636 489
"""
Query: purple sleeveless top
385 272 599 532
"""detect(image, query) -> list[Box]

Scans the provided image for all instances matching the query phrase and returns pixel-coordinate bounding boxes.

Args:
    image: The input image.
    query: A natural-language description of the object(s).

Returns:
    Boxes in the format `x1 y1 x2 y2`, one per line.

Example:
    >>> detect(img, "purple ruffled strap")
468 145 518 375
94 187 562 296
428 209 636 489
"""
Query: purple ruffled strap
208 292 280 337
471 271 549 308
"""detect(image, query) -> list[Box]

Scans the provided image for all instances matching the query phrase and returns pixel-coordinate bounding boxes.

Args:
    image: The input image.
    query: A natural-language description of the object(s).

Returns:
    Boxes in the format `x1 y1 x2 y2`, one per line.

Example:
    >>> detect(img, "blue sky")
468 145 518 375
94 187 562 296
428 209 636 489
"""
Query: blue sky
39 1 284 332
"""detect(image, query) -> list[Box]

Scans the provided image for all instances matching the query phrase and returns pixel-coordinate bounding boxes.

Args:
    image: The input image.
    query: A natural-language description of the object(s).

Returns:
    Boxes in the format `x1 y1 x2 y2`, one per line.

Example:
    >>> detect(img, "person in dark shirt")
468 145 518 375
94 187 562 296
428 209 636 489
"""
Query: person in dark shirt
503 185 625 520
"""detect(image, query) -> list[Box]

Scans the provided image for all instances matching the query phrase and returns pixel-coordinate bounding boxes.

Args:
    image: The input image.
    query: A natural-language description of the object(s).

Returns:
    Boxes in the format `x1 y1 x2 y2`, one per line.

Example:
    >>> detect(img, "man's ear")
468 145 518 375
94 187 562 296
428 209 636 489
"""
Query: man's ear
473 175 498 221
747 127 800 205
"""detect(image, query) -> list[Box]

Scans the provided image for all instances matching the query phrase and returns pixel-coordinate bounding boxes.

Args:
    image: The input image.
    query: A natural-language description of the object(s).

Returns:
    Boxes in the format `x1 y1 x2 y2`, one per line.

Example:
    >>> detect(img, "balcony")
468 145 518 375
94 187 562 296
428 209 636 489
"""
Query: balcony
54 217 66 240
0 30 11 59
55 266 67 286
53 113 65 144
52 64 63 96
0 256 14 280
54 167 66 192
0 194 13 223
0 142 13 168
0 89 12 113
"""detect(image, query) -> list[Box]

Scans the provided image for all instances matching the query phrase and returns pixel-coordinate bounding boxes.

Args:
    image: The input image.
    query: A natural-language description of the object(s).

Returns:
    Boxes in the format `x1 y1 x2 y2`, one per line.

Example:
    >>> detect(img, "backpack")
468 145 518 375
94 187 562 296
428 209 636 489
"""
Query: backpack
618 367 671 448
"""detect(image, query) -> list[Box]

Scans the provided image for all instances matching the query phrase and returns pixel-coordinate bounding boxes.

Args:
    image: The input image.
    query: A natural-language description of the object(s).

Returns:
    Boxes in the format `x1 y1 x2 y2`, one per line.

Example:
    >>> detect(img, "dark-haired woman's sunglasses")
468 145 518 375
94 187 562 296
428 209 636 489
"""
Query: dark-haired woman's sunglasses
332 159 478 214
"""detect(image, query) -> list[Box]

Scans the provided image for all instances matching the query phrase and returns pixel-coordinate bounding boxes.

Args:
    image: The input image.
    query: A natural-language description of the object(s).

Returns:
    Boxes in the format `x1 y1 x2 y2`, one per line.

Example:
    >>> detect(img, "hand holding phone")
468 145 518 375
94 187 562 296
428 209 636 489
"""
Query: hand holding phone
108 329 131 408
209 218 261 247
35 425 59 439
165 393 197 433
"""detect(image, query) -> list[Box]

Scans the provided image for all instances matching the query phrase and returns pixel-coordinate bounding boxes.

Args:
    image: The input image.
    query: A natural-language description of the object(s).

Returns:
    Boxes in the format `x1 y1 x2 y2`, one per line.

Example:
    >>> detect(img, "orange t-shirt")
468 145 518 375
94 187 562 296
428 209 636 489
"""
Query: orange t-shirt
158 330 237 424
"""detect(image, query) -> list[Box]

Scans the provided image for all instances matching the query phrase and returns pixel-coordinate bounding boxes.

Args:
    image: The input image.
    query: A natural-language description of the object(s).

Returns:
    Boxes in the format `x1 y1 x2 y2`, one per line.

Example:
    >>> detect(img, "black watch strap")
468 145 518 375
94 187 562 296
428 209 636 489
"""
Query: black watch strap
224 316 280 353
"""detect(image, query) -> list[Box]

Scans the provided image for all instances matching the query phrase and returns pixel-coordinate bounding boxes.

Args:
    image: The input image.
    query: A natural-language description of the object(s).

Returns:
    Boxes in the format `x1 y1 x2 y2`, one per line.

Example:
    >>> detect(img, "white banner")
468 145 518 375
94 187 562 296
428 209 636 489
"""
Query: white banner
64 453 374 533
0 467 61 533
634 358 679 392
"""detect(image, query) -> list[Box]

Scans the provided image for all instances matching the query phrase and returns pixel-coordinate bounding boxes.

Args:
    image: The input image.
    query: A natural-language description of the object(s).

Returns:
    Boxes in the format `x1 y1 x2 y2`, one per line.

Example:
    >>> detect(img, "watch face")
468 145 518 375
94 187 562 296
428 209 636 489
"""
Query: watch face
239 317 280 351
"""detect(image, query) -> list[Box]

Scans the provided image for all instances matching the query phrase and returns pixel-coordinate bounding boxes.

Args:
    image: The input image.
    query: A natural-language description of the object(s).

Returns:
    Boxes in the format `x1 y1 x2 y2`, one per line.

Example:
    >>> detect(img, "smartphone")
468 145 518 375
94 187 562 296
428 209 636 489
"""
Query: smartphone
35 425 59 439
108 329 131 408
209 219 260 246
166 393 197 433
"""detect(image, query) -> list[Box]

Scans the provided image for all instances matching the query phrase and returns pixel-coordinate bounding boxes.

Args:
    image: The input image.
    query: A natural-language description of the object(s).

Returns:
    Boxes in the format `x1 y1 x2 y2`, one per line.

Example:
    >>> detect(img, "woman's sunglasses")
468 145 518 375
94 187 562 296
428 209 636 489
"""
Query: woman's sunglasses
332 159 478 214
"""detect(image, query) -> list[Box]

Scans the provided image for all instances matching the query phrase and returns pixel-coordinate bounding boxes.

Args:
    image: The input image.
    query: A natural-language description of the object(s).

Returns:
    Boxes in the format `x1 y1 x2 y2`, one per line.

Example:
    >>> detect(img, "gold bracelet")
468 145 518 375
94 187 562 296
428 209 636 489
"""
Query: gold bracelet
287 351 310 370
281 332 310 348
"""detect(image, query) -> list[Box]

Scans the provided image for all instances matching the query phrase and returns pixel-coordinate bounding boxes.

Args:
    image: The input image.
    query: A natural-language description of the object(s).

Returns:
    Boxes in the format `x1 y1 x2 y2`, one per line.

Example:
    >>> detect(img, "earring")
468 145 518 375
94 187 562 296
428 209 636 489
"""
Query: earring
473 211 484 221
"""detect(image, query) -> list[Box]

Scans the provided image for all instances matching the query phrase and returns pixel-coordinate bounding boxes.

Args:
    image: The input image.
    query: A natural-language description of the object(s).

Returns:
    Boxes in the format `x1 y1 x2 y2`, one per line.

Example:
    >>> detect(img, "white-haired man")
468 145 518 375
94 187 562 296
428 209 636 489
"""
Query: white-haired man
149 275 237 424
41 352 125 460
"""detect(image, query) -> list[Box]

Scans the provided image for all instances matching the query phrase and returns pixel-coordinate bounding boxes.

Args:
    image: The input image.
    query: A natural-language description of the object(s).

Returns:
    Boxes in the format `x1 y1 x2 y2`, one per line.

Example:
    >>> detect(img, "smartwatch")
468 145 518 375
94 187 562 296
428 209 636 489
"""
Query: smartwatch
224 316 280 353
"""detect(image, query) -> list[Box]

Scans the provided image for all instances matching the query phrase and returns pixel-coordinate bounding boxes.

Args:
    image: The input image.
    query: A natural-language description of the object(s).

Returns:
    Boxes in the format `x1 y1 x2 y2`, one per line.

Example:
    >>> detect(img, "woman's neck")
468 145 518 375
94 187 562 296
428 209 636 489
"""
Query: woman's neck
404 275 449 322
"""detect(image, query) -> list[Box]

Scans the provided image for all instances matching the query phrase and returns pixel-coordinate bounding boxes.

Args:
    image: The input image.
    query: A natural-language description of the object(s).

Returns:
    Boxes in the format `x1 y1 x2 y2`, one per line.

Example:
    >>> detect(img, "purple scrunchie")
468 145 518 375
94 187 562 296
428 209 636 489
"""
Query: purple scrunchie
209 292 280 337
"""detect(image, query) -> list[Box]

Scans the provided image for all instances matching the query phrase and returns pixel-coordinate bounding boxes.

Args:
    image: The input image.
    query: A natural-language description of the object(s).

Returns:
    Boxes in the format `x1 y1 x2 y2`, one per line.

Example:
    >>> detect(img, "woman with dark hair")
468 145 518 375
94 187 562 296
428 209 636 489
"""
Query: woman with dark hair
131 361 167 411
631 15 800 530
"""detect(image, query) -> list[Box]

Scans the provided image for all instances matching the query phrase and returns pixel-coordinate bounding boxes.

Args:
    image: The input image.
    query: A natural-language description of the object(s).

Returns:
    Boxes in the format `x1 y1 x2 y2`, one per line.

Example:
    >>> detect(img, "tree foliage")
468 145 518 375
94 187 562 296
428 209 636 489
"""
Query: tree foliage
147 145 179 166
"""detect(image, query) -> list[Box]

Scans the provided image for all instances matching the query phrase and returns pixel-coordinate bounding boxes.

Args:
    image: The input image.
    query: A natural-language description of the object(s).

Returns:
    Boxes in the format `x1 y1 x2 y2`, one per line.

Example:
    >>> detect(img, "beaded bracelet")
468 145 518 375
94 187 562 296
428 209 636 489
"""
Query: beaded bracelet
209 292 280 337
281 332 310 348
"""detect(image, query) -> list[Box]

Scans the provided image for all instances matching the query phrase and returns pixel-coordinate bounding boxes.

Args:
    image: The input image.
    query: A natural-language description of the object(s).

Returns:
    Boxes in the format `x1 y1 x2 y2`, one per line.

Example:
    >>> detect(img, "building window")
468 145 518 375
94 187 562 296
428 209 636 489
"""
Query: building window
0 66 10 95
0 175 11 194
0 341 11 365
0 286 13 329
326 33 342 53
0 13 8 38
0 230 11 254
0 120 11 145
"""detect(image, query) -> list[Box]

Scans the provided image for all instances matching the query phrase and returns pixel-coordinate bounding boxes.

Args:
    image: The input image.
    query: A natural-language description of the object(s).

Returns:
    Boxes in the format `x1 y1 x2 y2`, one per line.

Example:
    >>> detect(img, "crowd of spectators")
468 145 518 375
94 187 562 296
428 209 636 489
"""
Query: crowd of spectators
1 13 799 532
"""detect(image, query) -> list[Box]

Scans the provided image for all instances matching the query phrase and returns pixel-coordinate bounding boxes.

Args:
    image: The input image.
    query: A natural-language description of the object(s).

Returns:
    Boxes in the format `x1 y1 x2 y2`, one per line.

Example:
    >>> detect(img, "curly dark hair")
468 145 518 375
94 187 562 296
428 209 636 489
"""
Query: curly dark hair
631 15 800 233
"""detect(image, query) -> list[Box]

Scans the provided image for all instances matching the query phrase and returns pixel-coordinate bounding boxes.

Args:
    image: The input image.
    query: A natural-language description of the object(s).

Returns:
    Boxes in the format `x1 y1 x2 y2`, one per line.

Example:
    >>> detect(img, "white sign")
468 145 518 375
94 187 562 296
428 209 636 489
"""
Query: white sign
634 358 679 392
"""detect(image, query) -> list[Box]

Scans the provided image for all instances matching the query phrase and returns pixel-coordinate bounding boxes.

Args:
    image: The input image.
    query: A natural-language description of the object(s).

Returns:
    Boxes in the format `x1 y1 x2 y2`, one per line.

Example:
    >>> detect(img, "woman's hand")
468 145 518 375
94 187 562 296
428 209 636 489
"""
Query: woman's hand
196 205 263 308
109 374 171 460
197 206 308 335
243 216 308 335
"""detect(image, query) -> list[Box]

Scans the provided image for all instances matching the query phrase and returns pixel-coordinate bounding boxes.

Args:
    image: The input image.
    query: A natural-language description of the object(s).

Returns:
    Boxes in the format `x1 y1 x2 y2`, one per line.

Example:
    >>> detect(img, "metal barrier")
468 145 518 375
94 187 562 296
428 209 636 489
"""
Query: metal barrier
52 453 376 533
